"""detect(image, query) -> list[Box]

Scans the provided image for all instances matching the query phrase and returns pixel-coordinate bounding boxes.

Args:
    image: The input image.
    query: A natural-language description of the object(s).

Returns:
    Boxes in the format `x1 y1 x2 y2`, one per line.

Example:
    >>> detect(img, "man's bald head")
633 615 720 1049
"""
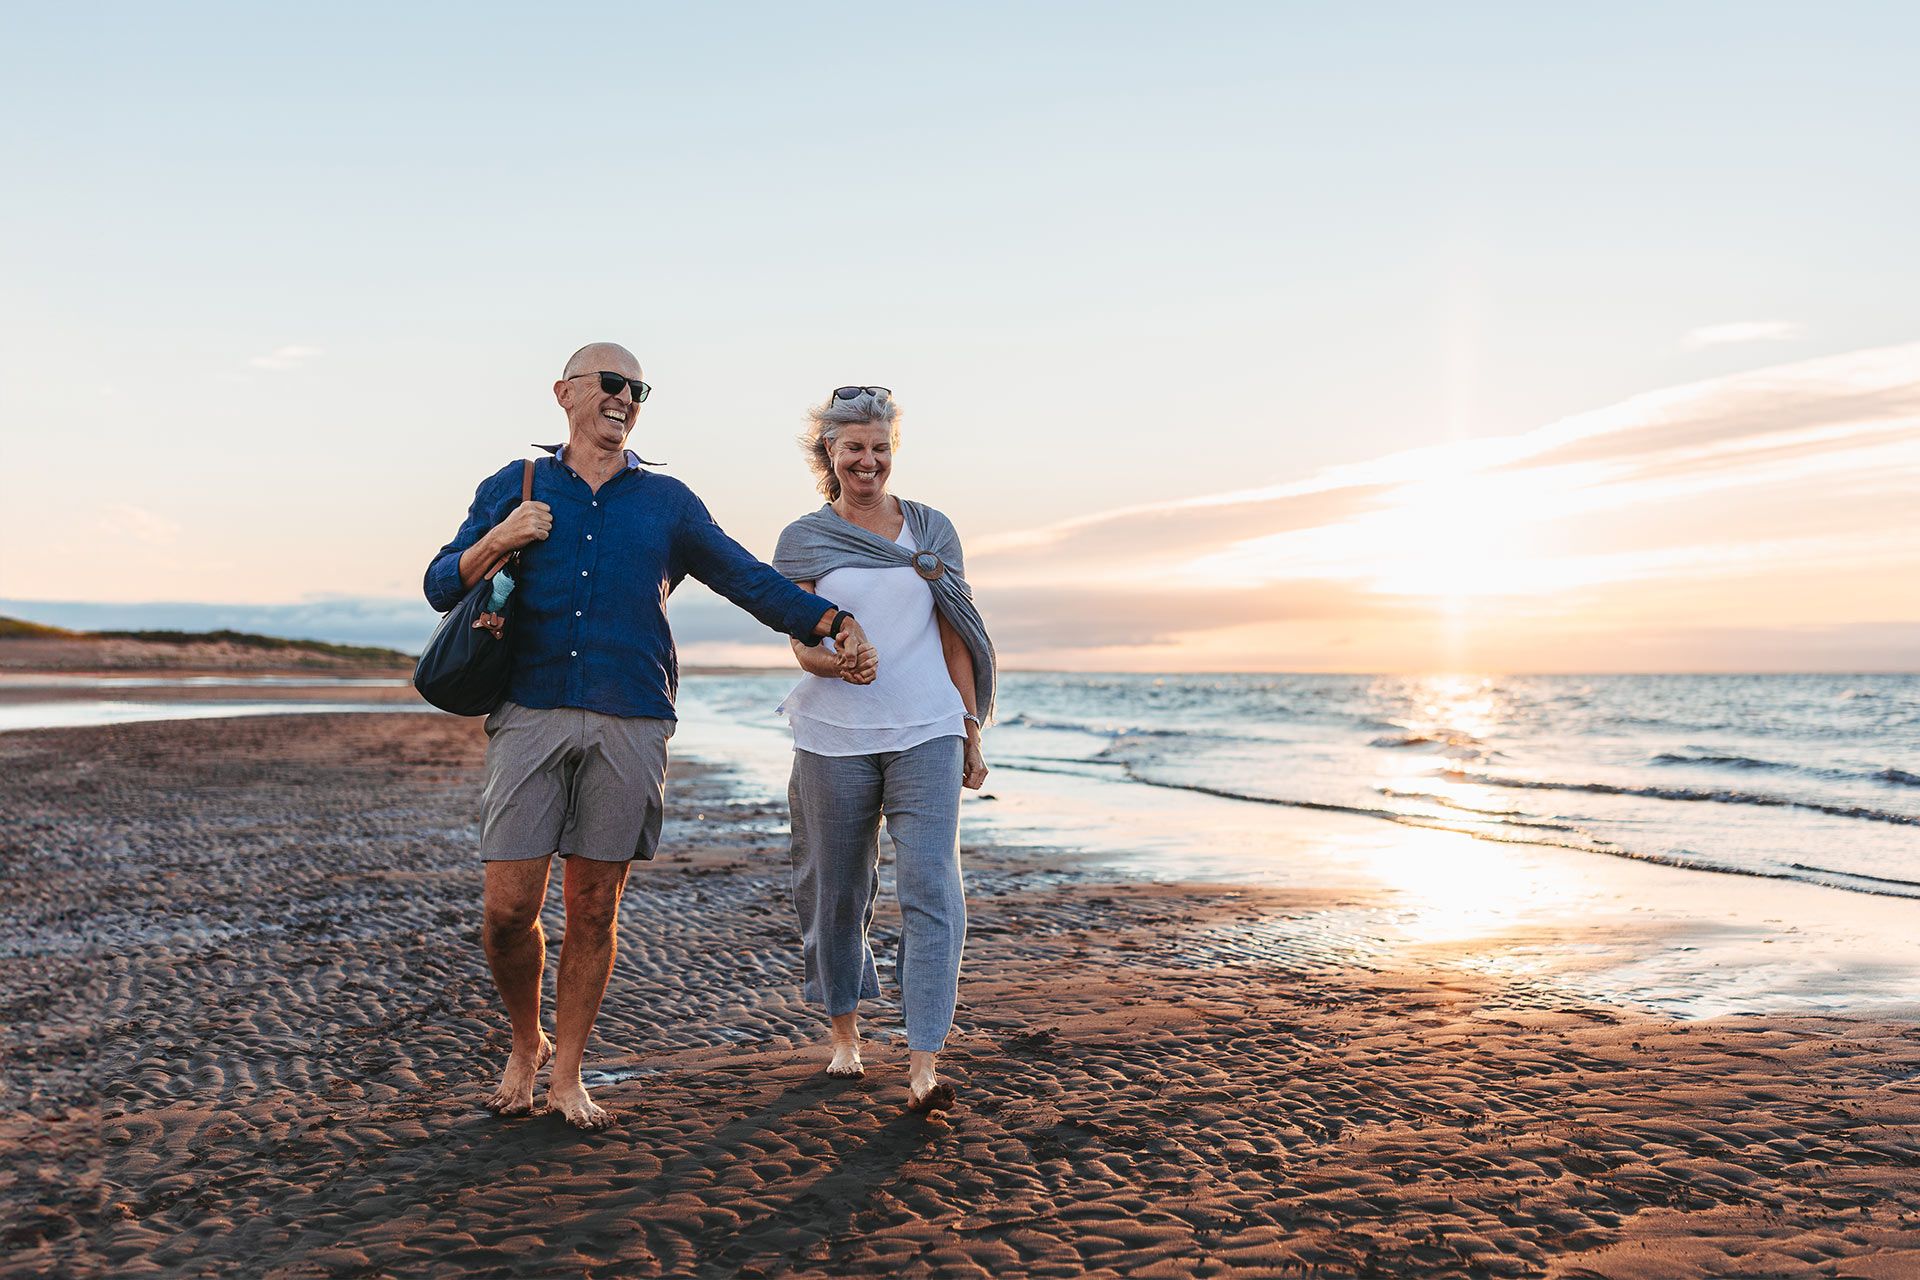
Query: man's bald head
562 342 641 380
555 342 648 456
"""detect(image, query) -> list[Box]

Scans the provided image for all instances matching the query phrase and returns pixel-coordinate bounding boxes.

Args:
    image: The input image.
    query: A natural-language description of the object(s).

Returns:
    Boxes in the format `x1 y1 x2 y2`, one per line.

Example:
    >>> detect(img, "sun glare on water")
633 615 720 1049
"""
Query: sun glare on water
1353 675 1593 954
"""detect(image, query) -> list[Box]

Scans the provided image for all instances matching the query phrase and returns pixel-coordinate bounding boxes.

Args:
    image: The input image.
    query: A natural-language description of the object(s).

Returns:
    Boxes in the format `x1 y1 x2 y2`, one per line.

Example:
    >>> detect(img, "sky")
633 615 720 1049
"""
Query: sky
3 3 1917 671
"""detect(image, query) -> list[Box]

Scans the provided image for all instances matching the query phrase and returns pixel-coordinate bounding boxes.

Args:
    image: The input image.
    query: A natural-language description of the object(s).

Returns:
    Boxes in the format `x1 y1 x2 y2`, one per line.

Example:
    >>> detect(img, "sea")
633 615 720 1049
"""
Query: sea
7 670 1918 1012
679 672 1920 903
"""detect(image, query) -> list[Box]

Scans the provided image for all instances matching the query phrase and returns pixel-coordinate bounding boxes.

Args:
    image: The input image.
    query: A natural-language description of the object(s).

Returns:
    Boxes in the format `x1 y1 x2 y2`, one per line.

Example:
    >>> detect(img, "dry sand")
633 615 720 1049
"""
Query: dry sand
4 710 1920 1279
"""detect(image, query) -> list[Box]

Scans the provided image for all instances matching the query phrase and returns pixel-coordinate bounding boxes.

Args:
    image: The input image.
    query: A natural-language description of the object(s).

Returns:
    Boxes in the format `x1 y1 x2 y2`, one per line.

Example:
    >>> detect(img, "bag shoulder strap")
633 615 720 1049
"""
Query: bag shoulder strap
482 459 536 581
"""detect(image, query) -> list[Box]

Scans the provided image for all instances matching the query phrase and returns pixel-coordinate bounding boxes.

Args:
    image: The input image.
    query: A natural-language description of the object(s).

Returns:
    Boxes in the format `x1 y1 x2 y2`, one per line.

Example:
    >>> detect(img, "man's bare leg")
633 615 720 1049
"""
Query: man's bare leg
826 1011 864 1078
546 855 631 1130
481 856 556 1115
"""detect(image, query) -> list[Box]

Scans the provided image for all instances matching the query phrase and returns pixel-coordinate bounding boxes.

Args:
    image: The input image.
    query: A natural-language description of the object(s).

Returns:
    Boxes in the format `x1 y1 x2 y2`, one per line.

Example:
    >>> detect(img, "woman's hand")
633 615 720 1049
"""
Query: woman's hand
962 734 988 790
837 629 879 685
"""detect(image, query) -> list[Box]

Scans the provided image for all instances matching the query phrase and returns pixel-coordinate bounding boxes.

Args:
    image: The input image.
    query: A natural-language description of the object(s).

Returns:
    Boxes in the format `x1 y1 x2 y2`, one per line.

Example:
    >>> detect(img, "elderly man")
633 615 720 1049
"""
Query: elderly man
425 341 873 1129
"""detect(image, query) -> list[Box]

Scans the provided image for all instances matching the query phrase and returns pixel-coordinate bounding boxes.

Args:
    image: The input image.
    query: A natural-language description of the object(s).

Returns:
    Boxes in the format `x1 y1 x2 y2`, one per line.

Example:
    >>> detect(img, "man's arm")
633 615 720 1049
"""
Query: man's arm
673 494 873 654
454 502 552 589
787 581 878 683
423 469 555 612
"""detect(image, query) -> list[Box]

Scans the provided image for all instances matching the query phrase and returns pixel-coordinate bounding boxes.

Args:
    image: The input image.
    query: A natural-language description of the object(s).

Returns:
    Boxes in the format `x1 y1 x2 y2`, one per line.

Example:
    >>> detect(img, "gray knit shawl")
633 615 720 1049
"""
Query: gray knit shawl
772 499 996 724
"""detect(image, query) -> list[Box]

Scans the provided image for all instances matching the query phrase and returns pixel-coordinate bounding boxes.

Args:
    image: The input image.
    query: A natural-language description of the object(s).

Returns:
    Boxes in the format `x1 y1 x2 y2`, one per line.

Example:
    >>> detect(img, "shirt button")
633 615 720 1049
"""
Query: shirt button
586 534 593 541
570 650 578 657
575 610 582 617
591 501 598 507
581 570 589 577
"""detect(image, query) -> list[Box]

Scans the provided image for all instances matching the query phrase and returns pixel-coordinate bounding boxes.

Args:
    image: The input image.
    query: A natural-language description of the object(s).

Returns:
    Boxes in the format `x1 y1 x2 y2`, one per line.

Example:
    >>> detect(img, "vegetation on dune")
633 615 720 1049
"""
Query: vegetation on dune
93 629 413 663
0 616 77 639
0 615 413 664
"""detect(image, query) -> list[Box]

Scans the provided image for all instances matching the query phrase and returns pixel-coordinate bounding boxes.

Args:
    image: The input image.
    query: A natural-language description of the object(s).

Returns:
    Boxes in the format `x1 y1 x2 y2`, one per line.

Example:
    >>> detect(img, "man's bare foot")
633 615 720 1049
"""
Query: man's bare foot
547 1077 615 1131
906 1050 954 1113
825 1011 864 1078
484 1033 553 1116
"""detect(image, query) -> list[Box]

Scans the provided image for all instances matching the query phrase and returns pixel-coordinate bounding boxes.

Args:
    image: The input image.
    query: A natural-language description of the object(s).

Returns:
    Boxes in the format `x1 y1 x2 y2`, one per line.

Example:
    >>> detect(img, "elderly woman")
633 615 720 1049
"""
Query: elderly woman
772 386 995 1114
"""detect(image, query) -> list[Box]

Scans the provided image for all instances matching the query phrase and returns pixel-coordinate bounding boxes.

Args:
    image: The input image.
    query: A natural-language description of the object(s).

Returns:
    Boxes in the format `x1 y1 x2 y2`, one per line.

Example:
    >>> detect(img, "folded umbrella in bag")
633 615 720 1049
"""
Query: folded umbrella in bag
414 459 535 716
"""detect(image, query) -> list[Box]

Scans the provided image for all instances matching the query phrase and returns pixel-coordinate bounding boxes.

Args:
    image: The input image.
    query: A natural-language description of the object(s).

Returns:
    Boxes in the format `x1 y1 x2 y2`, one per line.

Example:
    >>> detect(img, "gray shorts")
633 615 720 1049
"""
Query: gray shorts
480 701 675 863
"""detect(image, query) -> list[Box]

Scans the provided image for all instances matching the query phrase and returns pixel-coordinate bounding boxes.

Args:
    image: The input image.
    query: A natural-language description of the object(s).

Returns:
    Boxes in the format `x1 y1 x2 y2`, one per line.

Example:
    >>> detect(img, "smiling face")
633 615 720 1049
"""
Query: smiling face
829 419 894 504
554 343 644 453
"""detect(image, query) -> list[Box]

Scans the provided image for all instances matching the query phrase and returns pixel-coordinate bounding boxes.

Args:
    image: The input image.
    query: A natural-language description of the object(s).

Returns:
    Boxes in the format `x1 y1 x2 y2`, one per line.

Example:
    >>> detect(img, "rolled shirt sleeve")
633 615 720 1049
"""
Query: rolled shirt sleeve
423 466 518 613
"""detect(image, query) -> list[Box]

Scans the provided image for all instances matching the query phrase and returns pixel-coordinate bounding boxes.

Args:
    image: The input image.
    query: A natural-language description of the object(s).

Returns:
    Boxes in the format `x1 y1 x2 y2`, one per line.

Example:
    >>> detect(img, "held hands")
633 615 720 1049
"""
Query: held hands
496 501 553 551
835 618 879 685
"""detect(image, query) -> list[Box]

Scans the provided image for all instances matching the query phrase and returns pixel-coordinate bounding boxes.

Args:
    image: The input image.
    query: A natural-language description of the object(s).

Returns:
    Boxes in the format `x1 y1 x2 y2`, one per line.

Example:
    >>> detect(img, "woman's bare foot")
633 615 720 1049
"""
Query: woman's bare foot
546 1076 615 1131
906 1049 954 1113
484 1033 553 1116
826 1011 864 1079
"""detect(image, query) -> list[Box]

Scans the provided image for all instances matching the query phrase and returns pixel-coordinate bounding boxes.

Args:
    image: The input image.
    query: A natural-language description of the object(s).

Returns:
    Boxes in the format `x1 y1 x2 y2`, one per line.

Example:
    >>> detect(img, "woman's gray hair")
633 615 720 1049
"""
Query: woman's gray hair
801 389 900 501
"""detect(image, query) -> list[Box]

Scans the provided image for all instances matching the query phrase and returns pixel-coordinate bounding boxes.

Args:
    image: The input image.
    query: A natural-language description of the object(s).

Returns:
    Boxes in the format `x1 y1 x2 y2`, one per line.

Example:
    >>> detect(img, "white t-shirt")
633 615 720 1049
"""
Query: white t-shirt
779 525 967 756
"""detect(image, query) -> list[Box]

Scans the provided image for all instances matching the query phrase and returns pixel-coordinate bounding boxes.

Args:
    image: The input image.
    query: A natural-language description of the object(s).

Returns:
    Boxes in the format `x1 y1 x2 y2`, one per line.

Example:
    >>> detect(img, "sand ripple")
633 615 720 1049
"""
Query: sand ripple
3 714 1919 1278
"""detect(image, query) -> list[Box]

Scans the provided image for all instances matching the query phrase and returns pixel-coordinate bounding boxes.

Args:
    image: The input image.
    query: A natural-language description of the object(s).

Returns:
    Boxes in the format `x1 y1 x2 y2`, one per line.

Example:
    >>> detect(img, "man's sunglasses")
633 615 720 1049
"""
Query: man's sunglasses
832 385 891 401
570 371 651 402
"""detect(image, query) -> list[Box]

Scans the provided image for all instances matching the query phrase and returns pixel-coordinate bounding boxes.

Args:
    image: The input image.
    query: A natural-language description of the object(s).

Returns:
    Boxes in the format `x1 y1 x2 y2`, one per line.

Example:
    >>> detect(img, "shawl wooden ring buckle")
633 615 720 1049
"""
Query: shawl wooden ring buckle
912 551 945 581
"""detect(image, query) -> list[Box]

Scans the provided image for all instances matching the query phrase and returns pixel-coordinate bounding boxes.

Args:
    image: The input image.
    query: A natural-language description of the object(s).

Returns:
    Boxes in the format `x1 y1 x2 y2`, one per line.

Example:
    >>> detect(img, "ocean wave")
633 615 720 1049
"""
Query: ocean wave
1367 729 1482 752
1787 861 1920 890
999 712 1294 751
997 713 1192 740
1442 770 1919 827
1654 752 1920 791
996 752 1126 769
1375 789 1580 832
988 759 1920 900
1650 751 1789 770
1000 761 1920 899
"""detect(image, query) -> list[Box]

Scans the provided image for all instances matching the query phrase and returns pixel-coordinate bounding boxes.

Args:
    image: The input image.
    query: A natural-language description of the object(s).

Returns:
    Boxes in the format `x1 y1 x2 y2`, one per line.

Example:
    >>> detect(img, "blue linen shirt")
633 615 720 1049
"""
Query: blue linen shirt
424 445 831 721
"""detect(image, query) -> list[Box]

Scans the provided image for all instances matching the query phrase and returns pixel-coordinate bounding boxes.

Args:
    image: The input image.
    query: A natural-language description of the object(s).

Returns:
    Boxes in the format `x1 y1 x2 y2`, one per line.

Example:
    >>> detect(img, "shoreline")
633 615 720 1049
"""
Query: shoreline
9 668 1920 1019
672 677 1920 1025
5 708 1920 1276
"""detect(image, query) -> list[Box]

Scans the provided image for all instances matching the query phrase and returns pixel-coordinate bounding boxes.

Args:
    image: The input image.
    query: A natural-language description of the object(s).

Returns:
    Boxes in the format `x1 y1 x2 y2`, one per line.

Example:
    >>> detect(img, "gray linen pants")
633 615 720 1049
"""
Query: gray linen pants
788 735 967 1052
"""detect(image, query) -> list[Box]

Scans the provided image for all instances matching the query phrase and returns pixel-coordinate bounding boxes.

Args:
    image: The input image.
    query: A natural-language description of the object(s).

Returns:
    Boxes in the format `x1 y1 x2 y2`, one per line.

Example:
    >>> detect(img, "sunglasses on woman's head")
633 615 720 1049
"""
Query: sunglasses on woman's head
571 371 651 402
832 385 890 401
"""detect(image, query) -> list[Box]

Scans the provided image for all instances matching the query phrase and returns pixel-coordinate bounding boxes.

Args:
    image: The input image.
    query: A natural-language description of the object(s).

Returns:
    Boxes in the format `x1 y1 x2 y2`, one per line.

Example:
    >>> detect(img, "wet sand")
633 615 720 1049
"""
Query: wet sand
5 711 1920 1278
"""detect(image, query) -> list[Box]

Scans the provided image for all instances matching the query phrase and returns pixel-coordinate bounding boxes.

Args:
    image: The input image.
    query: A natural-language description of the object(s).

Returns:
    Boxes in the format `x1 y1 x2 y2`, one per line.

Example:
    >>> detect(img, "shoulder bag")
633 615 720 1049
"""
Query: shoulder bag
413 459 534 716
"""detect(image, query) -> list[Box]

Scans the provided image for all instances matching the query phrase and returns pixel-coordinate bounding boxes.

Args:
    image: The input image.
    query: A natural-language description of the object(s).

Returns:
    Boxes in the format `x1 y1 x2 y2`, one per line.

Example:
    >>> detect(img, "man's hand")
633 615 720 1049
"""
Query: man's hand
459 500 555 589
495 501 553 551
836 618 878 685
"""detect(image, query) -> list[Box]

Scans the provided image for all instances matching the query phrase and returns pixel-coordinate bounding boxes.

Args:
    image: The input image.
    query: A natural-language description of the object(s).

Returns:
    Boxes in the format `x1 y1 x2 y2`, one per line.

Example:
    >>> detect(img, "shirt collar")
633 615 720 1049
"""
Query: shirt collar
538 442 645 473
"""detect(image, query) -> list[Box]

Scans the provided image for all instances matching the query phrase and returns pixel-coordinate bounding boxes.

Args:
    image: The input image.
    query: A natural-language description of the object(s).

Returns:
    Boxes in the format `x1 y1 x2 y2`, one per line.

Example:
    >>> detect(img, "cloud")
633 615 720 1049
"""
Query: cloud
1681 320 1805 349
98 504 180 545
970 483 1398 580
249 343 324 371
1502 356 1920 475
38 339 1914 675
961 340 1920 670
980 581 1407 651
